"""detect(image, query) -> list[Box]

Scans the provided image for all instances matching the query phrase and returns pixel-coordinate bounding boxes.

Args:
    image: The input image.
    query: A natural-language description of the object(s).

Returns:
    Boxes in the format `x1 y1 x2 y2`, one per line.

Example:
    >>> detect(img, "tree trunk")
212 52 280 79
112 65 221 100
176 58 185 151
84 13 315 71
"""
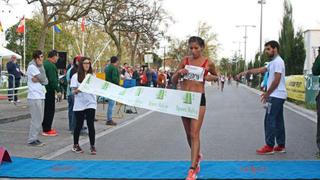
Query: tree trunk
38 1 48 51
38 24 47 51
130 34 140 66
108 30 122 61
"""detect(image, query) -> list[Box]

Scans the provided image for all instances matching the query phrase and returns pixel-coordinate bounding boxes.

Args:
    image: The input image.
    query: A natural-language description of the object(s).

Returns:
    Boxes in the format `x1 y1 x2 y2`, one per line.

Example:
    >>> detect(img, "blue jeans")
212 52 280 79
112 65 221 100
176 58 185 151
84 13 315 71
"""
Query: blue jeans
107 99 115 121
67 95 76 131
264 97 286 147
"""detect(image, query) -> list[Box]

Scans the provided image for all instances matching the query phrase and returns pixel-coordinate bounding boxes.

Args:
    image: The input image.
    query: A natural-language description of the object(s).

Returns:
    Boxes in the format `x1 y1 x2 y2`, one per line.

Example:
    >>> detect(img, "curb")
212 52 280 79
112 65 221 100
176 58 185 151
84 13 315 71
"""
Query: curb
0 106 68 124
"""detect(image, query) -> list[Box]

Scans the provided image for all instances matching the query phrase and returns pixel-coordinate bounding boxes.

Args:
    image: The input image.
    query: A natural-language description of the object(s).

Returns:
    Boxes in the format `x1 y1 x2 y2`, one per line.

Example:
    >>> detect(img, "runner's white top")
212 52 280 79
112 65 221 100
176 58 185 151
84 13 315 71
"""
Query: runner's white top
70 73 97 111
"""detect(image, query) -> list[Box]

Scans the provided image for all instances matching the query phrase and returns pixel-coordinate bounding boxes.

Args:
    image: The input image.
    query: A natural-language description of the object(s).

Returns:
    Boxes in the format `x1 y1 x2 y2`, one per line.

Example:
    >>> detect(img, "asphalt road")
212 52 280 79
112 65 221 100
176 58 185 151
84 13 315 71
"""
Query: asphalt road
53 83 319 161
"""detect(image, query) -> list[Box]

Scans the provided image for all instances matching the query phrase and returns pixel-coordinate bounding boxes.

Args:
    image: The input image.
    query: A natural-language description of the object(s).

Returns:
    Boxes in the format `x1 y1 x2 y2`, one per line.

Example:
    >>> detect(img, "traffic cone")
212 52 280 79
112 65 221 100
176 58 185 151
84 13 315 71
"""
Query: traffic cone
0 146 12 165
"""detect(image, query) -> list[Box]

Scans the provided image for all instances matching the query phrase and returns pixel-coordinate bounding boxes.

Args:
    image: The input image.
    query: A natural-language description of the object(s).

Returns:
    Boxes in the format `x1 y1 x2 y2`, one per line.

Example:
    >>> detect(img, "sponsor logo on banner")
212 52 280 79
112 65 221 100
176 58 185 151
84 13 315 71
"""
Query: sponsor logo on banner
183 92 192 104
135 88 143 96
102 82 110 90
156 90 166 100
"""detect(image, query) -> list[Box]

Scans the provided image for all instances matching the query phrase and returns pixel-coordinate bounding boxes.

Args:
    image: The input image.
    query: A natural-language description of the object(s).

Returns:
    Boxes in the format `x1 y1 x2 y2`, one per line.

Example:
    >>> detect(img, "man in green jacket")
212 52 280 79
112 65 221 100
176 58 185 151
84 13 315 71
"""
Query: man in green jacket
42 50 61 136
312 47 320 158
105 56 120 126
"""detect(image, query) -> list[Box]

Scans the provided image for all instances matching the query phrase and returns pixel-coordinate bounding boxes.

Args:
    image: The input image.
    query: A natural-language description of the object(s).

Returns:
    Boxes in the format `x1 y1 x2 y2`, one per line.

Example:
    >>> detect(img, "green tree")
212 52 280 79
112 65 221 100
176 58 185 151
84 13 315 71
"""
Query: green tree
278 0 305 75
291 29 306 74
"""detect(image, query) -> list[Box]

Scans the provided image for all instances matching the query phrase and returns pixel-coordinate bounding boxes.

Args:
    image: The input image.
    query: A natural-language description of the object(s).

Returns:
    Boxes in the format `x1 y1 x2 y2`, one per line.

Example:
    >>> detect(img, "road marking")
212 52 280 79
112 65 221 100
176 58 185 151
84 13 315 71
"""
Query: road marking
240 84 317 123
40 110 154 160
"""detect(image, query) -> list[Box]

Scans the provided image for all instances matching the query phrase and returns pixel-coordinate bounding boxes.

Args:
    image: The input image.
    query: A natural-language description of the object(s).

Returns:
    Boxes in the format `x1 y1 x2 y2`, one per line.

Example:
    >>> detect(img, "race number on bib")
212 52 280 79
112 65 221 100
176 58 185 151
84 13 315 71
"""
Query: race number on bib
183 65 205 82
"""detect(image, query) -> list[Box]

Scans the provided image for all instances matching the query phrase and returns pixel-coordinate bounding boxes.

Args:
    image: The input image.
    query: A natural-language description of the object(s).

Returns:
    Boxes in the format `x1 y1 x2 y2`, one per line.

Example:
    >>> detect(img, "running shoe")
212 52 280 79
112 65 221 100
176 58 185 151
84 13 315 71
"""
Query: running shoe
72 144 83 153
90 146 97 155
186 168 197 180
256 145 274 155
274 145 286 153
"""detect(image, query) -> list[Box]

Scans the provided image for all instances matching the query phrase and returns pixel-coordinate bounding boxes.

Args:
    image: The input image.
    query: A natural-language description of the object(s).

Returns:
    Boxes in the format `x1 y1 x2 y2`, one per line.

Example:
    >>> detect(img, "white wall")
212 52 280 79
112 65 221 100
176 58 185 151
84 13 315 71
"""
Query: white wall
304 30 320 75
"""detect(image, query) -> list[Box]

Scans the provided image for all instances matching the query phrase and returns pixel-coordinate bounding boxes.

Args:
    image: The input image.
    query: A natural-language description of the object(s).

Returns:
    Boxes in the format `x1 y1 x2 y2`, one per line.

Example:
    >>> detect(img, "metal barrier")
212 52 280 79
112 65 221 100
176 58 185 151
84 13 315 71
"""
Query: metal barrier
0 72 28 100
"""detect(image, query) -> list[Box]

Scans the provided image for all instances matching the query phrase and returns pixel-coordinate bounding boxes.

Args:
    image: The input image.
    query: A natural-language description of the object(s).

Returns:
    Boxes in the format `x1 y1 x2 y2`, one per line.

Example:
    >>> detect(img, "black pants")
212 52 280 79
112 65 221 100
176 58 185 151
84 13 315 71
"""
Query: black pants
316 92 320 151
42 91 56 132
8 78 20 101
74 109 96 146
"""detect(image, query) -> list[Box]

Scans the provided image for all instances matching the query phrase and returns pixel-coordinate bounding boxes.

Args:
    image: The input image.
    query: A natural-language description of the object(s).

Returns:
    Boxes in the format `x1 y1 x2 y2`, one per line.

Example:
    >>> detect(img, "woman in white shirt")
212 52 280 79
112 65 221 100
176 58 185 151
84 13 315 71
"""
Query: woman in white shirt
70 57 97 155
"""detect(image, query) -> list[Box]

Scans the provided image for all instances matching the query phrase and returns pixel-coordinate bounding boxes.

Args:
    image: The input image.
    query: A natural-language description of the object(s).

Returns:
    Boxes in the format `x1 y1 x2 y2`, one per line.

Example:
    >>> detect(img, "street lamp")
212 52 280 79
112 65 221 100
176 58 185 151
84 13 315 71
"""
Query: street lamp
236 25 256 71
258 0 266 59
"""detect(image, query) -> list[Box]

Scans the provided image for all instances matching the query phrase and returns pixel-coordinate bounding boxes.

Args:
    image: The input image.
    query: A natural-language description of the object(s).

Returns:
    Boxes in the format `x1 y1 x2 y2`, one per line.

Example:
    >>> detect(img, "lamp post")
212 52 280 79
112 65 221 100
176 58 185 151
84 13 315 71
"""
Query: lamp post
236 25 256 71
258 0 266 59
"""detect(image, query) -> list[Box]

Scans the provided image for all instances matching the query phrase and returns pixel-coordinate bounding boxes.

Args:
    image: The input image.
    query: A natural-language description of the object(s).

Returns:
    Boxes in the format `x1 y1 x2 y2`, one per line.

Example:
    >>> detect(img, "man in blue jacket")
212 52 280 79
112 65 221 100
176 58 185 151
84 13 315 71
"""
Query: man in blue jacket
6 55 23 103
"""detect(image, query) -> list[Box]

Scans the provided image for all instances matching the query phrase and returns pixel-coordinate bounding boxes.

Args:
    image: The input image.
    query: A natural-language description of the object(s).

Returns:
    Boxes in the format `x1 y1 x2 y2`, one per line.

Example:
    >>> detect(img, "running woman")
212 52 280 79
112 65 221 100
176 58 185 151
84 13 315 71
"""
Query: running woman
70 57 97 155
172 36 218 180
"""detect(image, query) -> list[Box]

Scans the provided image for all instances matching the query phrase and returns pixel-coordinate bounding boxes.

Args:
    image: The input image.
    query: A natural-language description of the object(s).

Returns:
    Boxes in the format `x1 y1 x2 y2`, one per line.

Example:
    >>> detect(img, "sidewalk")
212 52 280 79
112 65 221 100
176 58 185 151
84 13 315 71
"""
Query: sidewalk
0 100 147 159
0 98 68 124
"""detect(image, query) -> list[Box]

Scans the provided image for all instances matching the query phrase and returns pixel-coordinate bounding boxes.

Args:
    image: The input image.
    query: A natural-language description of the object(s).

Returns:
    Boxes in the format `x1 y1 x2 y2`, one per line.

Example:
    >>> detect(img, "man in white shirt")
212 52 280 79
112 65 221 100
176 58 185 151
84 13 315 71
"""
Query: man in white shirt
238 40 287 155
27 50 48 146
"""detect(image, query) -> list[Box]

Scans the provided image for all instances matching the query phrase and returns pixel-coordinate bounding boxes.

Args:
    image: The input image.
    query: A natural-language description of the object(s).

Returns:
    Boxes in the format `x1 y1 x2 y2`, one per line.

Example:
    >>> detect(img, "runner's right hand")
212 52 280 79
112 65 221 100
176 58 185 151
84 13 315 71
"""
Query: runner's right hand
178 69 188 76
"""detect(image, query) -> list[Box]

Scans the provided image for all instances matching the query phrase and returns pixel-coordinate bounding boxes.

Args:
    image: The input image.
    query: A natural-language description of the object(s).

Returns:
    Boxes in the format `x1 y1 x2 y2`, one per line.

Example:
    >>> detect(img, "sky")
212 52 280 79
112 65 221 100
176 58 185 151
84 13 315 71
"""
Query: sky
1 0 320 63
161 0 320 62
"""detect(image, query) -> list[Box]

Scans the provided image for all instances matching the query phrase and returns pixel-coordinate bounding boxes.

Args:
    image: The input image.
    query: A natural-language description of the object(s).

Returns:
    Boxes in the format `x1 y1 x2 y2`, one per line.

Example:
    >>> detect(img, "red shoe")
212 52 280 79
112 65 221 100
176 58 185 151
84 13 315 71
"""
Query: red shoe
186 168 197 180
256 145 274 155
51 129 57 134
274 146 286 153
42 130 58 137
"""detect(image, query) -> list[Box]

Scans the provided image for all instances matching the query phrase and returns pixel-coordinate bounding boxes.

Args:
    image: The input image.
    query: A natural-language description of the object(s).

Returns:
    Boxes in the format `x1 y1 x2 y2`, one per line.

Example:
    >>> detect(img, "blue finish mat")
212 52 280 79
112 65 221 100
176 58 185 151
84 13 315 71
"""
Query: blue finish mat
1 157 320 179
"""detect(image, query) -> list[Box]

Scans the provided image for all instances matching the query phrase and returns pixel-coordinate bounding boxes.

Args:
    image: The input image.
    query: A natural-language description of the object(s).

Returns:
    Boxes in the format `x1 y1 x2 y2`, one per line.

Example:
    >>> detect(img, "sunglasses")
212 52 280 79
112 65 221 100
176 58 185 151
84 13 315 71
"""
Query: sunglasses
83 61 91 65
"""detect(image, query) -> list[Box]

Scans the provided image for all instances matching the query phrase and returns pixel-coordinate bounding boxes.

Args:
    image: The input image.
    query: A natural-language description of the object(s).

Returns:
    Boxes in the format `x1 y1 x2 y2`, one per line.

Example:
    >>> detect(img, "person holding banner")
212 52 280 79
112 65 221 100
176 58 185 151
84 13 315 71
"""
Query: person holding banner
172 36 218 180
237 40 287 156
70 57 97 155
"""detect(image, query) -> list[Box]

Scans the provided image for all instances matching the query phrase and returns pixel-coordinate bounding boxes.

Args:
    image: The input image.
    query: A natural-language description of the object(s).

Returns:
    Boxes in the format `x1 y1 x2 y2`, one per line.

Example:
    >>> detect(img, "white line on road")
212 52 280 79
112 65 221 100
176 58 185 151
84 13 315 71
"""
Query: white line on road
240 84 317 123
40 110 154 160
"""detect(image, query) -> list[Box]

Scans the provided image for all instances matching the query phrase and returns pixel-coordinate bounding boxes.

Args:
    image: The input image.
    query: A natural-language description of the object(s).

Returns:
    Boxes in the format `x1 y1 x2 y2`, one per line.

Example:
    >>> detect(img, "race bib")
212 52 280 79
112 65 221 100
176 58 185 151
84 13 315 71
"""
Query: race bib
183 65 205 82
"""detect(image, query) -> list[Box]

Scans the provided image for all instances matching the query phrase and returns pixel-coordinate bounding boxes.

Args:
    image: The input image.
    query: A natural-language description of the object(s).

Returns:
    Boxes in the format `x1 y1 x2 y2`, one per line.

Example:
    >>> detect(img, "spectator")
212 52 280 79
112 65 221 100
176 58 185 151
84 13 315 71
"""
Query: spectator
152 69 158 87
312 46 320 158
105 56 120 126
42 50 61 137
27 50 48 146
6 55 23 103
157 70 166 88
132 65 141 86
66 55 81 132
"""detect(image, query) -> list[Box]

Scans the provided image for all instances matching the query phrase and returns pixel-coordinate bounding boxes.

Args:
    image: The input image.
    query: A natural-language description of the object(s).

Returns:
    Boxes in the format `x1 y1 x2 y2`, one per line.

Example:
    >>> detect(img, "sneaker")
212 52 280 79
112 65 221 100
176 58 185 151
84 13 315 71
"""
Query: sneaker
50 129 58 134
186 168 197 180
195 154 203 174
28 140 45 147
256 145 274 155
15 100 21 103
90 146 97 155
42 130 58 137
274 146 286 153
106 120 117 126
71 144 83 153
